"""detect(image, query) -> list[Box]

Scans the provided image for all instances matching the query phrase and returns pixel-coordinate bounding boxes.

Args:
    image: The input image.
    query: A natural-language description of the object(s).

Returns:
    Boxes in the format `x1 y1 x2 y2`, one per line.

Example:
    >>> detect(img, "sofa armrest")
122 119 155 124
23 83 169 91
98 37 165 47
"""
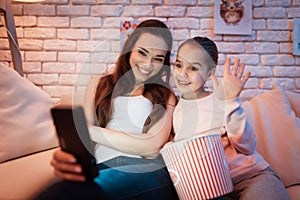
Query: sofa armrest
0 148 60 200
286 184 300 200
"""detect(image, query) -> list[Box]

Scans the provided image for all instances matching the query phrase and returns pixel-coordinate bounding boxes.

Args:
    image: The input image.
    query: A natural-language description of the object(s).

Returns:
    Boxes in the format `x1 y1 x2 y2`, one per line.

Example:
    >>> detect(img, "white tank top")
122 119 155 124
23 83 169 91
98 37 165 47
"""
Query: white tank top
95 95 153 163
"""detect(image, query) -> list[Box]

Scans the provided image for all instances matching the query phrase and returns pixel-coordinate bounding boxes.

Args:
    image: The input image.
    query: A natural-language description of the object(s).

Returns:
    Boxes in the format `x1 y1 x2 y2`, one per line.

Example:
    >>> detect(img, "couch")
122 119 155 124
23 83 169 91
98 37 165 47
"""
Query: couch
0 64 299 200
0 64 59 199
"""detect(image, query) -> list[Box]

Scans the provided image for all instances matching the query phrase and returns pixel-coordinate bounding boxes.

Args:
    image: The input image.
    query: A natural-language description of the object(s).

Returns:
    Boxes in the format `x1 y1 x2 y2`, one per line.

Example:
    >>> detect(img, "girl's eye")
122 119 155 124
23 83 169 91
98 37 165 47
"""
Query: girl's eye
190 66 199 71
174 63 182 68
138 50 147 56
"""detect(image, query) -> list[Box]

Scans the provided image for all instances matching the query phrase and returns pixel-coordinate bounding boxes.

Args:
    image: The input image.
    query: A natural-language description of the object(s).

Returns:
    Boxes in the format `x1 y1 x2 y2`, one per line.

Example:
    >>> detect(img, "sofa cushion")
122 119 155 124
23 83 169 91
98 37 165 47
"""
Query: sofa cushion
0 148 59 199
286 184 300 200
242 85 300 187
286 91 300 118
0 64 58 163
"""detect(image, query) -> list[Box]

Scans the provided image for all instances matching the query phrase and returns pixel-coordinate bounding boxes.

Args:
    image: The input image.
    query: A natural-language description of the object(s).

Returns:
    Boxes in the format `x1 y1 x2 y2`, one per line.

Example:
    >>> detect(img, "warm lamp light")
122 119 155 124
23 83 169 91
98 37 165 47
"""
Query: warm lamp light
13 0 45 2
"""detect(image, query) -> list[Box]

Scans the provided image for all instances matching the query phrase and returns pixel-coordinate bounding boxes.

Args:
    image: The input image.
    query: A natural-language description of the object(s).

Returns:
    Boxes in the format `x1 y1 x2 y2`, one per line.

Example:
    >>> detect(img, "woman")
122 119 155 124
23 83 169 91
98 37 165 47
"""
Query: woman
36 19 178 200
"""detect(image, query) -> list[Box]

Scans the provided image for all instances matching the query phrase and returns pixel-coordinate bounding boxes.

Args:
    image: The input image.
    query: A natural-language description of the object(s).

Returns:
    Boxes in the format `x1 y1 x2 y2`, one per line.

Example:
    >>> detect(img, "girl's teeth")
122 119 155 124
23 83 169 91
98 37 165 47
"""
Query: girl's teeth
179 80 189 85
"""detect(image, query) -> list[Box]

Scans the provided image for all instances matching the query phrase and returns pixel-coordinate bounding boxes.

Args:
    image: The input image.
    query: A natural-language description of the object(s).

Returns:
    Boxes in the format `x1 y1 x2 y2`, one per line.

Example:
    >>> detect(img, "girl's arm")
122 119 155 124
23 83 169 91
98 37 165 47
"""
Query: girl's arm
222 98 256 154
211 57 255 154
84 77 176 157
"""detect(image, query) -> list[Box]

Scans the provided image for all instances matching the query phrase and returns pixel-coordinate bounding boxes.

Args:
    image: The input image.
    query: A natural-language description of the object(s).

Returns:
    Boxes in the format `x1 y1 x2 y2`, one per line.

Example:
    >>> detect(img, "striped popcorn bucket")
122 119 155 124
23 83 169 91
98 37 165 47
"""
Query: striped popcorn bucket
160 133 233 200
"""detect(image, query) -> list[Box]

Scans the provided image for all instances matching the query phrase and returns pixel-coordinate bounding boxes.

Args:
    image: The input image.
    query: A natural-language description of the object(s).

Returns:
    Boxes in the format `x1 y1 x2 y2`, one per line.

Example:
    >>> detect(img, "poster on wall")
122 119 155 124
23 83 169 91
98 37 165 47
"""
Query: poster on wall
293 18 300 55
214 0 252 35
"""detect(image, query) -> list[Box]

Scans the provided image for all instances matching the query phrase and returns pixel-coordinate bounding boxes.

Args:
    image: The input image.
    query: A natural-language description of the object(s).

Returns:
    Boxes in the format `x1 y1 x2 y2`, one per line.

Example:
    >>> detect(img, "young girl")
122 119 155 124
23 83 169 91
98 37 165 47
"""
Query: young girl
171 37 290 199
36 19 179 200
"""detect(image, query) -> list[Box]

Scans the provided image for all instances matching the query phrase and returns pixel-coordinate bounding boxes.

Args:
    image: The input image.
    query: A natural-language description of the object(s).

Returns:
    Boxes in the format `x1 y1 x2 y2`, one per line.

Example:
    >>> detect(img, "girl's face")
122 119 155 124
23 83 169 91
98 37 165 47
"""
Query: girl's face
130 33 168 83
173 43 211 100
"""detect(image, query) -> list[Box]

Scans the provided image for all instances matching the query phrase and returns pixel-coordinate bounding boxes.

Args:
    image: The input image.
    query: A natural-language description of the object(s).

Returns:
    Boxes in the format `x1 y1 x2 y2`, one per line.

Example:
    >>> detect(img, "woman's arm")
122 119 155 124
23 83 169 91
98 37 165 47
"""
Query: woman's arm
84 77 177 157
48 78 101 182
89 99 175 157
83 76 101 126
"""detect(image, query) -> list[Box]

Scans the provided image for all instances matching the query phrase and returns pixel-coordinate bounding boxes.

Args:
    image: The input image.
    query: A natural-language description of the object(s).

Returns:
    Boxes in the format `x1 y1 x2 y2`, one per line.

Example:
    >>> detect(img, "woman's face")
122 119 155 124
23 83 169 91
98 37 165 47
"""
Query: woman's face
130 33 168 83
173 43 211 100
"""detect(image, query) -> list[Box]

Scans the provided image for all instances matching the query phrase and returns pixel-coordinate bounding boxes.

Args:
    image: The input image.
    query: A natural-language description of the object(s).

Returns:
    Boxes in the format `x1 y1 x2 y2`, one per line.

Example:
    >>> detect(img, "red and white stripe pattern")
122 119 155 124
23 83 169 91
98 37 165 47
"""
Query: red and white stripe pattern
161 133 233 200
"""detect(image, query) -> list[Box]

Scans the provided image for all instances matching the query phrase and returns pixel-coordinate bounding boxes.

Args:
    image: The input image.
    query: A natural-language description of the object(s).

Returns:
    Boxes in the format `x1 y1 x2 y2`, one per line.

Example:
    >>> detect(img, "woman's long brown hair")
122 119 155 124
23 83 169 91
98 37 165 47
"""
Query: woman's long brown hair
94 19 173 127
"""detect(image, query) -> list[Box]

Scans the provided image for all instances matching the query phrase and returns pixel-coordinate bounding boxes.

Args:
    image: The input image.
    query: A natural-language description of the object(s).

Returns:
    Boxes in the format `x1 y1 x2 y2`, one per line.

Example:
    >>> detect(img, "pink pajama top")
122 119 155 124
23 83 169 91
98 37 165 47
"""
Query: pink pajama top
173 93 269 184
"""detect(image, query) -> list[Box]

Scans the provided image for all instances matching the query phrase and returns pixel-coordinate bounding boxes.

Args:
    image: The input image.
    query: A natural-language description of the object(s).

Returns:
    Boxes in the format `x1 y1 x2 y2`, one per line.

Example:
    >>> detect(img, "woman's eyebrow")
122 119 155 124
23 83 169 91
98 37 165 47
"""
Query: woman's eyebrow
156 54 166 58
138 47 149 53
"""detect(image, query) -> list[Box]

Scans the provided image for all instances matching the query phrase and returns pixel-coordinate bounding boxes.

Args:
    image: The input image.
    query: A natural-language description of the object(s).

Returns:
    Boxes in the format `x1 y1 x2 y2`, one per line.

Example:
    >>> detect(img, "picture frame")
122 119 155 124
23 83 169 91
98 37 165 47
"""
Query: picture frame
214 0 252 35
120 20 139 50
293 18 300 56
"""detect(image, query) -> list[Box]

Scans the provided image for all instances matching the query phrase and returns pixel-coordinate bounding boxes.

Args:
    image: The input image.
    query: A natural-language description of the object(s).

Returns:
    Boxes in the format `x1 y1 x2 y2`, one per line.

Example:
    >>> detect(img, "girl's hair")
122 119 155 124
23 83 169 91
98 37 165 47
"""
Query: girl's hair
178 36 219 73
94 19 173 127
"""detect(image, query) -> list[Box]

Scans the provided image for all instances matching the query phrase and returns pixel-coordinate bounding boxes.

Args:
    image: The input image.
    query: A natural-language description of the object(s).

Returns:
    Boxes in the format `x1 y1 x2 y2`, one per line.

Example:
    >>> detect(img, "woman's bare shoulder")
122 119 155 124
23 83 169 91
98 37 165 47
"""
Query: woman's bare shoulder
167 91 178 108
88 76 101 87
86 75 108 92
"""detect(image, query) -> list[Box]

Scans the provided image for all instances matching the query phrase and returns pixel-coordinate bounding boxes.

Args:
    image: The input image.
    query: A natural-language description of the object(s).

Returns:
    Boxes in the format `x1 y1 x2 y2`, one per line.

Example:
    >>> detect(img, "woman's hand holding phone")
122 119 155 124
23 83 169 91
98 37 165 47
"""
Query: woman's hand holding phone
50 149 86 182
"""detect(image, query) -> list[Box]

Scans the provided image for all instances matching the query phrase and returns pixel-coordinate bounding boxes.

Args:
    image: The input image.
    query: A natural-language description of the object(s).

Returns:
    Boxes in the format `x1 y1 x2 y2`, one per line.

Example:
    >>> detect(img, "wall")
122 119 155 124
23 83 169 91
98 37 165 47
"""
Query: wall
0 0 300 101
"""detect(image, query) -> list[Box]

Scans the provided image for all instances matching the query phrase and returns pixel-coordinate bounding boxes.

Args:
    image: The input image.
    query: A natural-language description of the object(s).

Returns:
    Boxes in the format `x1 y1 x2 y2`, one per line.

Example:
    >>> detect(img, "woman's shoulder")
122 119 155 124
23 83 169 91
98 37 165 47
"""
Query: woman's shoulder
85 76 99 93
87 74 110 90
89 76 100 84
166 91 178 108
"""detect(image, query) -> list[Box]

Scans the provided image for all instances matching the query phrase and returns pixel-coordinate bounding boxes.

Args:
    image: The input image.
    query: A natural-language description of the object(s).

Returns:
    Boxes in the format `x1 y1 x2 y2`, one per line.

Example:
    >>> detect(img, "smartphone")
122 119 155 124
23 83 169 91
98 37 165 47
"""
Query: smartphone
51 105 99 180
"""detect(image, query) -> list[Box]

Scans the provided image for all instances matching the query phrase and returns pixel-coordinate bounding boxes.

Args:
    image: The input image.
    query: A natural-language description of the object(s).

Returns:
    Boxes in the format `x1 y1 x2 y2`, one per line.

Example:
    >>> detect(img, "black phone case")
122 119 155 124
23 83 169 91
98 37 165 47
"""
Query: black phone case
51 105 99 180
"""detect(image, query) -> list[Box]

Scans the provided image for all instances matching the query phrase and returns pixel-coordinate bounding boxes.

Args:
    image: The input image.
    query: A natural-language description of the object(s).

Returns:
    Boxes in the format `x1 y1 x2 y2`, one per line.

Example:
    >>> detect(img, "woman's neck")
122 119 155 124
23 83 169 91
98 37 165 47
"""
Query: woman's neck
128 84 144 96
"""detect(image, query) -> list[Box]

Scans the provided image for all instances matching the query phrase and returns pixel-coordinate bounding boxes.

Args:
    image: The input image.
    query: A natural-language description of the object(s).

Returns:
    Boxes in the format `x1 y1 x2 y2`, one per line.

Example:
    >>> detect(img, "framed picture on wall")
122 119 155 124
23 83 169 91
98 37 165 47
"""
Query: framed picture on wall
293 18 300 55
214 0 252 35
120 20 139 50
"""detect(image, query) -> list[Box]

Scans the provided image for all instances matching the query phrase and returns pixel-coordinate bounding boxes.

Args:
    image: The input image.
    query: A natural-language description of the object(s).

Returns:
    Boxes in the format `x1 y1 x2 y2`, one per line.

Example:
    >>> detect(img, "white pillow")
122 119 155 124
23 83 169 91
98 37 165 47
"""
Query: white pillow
0 64 58 163
242 85 300 187
286 90 300 118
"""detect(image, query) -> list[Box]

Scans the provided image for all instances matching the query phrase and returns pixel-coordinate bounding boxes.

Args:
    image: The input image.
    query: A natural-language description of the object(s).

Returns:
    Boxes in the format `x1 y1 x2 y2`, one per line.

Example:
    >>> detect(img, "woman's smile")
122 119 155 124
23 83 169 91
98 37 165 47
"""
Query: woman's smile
137 65 152 75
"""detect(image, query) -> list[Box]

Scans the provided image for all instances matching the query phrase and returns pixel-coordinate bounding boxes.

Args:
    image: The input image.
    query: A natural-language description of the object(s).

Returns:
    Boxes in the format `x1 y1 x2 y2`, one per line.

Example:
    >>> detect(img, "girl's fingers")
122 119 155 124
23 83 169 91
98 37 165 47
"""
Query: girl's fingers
236 62 245 78
230 58 240 76
210 74 219 89
224 57 231 75
242 71 251 84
